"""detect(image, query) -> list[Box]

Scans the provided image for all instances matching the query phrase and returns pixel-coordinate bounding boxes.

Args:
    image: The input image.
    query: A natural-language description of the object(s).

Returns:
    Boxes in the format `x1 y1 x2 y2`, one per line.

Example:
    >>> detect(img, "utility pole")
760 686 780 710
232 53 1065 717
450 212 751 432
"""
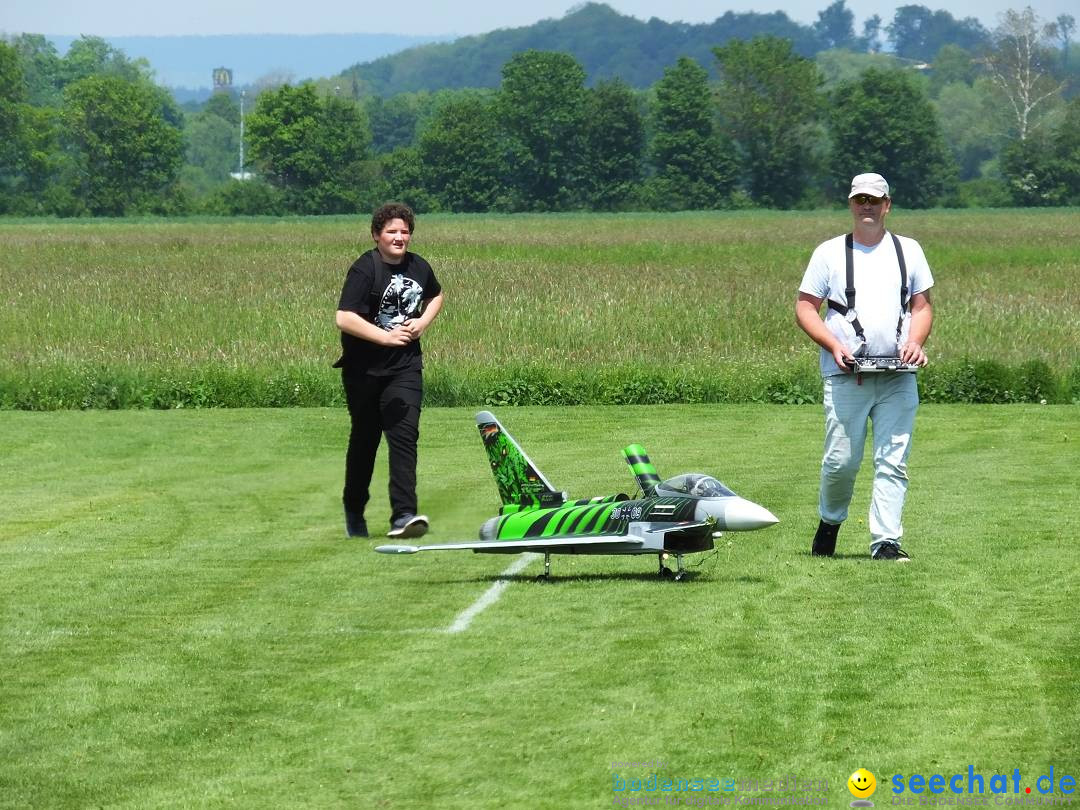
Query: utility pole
238 89 246 177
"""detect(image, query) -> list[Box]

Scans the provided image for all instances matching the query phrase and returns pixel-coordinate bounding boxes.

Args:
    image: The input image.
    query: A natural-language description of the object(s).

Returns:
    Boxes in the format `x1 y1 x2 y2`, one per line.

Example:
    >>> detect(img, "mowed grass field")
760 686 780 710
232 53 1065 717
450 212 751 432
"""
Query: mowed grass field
1 209 1078 406
2 405 1077 808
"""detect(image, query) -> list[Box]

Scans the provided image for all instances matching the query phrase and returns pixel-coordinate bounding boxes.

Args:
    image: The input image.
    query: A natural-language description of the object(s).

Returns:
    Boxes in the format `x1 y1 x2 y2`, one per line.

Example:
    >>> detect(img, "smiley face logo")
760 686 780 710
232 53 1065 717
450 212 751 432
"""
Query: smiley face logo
848 768 877 799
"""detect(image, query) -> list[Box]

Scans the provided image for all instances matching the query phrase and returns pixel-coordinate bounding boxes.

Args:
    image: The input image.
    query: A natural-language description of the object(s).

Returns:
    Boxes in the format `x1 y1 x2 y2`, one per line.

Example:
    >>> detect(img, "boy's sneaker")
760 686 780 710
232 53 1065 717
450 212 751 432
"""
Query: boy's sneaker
872 543 910 562
811 520 839 556
388 514 429 539
344 510 368 538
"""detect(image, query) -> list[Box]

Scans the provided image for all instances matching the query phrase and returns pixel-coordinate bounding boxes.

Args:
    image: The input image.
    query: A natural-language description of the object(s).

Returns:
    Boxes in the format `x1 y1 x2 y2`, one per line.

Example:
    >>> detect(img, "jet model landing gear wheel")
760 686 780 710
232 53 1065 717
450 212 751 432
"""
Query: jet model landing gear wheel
674 553 687 582
535 552 552 581
659 552 687 581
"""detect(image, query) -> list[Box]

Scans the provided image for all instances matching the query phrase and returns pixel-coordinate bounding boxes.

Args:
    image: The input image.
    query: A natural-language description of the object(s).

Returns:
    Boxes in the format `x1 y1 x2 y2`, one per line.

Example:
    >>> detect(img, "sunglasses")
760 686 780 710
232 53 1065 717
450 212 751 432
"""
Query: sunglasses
851 194 886 206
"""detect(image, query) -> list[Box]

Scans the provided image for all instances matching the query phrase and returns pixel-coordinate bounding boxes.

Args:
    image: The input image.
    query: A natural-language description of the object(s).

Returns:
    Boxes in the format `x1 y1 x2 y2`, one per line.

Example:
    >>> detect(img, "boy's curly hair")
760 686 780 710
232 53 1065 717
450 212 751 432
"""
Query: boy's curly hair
371 202 415 236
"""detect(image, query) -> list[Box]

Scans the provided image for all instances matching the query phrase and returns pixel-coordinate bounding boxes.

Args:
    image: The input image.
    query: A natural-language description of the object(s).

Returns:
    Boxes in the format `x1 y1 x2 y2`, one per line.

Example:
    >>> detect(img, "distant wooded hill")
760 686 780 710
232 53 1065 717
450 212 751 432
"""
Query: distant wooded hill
45 32 450 91
340 2 825 94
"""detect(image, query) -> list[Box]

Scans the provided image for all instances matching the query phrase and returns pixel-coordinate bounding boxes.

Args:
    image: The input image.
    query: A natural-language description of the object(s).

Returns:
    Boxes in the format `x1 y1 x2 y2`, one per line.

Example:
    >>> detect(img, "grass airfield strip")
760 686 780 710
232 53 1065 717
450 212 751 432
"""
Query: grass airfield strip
1 405 1077 808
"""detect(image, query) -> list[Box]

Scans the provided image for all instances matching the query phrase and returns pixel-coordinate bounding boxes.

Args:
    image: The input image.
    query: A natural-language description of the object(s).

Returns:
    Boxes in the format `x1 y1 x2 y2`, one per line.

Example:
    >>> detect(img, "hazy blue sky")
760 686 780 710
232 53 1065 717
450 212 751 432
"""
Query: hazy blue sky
1 0 1075 37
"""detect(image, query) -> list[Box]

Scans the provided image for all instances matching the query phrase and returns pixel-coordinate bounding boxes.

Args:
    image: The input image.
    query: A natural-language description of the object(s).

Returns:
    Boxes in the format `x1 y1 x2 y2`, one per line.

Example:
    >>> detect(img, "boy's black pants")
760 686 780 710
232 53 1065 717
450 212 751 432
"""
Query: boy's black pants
342 369 423 523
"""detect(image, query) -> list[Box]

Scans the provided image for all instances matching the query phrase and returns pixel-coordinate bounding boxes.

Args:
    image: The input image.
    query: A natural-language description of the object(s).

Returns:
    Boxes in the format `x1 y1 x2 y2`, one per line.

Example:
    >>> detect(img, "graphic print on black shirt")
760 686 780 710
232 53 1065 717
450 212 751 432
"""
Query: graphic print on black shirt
335 249 441 375
376 274 424 331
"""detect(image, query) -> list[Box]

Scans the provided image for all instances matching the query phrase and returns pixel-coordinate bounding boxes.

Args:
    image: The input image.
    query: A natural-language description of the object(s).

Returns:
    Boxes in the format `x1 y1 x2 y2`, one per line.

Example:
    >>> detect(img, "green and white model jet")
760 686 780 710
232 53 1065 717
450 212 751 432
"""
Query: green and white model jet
376 411 778 580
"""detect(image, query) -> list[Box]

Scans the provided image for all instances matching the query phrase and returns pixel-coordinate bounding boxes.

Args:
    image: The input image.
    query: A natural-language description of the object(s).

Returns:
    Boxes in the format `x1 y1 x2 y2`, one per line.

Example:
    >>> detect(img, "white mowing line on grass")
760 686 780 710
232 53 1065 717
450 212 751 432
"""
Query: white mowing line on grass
445 553 538 634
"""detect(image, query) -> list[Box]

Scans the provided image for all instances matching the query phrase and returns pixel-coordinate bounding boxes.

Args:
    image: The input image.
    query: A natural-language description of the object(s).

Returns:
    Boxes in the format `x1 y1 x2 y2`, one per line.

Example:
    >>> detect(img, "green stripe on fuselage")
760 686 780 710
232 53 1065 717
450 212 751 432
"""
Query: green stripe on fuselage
497 500 626 540
493 494 698 541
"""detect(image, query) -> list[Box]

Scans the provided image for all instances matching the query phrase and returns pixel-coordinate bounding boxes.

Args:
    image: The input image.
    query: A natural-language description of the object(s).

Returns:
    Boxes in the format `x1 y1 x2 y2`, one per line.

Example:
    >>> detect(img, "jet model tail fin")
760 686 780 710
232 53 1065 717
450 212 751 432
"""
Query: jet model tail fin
476 411 566 509
622 444 661 497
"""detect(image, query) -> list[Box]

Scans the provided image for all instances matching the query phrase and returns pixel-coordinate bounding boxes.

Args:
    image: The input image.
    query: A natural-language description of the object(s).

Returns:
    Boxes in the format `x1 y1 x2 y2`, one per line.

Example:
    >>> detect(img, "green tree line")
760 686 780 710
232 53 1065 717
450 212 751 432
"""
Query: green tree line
1 4 1078 217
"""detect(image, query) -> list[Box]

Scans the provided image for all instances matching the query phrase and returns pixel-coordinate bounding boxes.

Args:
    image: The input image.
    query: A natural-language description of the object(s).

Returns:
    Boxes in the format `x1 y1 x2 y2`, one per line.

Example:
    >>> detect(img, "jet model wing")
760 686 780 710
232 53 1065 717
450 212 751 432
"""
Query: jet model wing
645 520 713 535
376 534 644 555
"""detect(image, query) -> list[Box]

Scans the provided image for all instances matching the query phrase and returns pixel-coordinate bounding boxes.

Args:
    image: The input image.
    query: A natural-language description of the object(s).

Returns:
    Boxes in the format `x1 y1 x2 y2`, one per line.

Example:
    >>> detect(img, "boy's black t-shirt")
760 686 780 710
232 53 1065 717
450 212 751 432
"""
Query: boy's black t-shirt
334 248 442 376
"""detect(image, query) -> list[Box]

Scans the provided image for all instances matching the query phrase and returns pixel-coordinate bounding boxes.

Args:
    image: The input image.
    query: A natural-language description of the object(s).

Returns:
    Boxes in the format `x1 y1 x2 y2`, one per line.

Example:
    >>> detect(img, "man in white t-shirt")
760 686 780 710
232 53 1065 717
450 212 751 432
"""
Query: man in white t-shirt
795 173 934 562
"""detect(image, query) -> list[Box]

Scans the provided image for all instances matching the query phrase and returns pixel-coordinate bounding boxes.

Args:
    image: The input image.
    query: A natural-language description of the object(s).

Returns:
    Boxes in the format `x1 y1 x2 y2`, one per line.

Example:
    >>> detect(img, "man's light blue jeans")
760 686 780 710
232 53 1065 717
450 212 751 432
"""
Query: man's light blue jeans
819 373 919 553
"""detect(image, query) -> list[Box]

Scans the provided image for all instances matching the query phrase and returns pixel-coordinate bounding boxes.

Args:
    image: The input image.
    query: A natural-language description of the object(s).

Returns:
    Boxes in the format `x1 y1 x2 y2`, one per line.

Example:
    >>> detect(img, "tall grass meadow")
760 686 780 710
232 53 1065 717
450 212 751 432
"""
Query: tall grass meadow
2 210 1077 408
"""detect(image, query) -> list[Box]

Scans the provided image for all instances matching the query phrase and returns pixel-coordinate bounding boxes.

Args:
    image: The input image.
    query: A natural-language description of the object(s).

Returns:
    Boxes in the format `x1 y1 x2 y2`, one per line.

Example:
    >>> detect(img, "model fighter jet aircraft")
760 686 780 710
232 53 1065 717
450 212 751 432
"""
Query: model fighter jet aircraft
376 411 778 580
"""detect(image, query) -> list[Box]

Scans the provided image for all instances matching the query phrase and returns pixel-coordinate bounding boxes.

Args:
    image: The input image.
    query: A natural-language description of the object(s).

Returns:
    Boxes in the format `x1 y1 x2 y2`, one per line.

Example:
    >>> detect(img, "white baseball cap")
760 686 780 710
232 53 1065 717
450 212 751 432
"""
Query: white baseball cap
849 173 890 198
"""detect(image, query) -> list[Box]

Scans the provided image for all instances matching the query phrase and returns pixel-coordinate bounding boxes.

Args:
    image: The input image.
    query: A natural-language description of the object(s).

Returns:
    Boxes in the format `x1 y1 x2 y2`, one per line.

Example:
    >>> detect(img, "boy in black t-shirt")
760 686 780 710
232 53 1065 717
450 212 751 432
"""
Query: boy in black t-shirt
334 203 444 539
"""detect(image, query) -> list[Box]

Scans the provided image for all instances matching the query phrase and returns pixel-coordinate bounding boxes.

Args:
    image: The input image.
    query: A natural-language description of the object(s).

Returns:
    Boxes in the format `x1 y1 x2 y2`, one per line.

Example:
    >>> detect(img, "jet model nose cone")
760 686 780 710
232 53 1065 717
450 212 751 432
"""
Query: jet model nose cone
700 497 780 531
734 501 780 530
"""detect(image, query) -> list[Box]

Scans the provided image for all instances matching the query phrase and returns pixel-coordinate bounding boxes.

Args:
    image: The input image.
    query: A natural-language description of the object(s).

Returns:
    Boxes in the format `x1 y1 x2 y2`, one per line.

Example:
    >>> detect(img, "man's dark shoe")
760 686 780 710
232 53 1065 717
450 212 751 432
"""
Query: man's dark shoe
387 514 429 539
811 520 839 556
345 510 368 538
872 543 911 562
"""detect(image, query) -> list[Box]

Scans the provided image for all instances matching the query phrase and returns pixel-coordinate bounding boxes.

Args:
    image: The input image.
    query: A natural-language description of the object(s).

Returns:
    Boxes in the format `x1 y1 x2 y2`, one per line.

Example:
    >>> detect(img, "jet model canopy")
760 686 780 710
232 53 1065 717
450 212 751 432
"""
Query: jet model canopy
656 474 736 498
